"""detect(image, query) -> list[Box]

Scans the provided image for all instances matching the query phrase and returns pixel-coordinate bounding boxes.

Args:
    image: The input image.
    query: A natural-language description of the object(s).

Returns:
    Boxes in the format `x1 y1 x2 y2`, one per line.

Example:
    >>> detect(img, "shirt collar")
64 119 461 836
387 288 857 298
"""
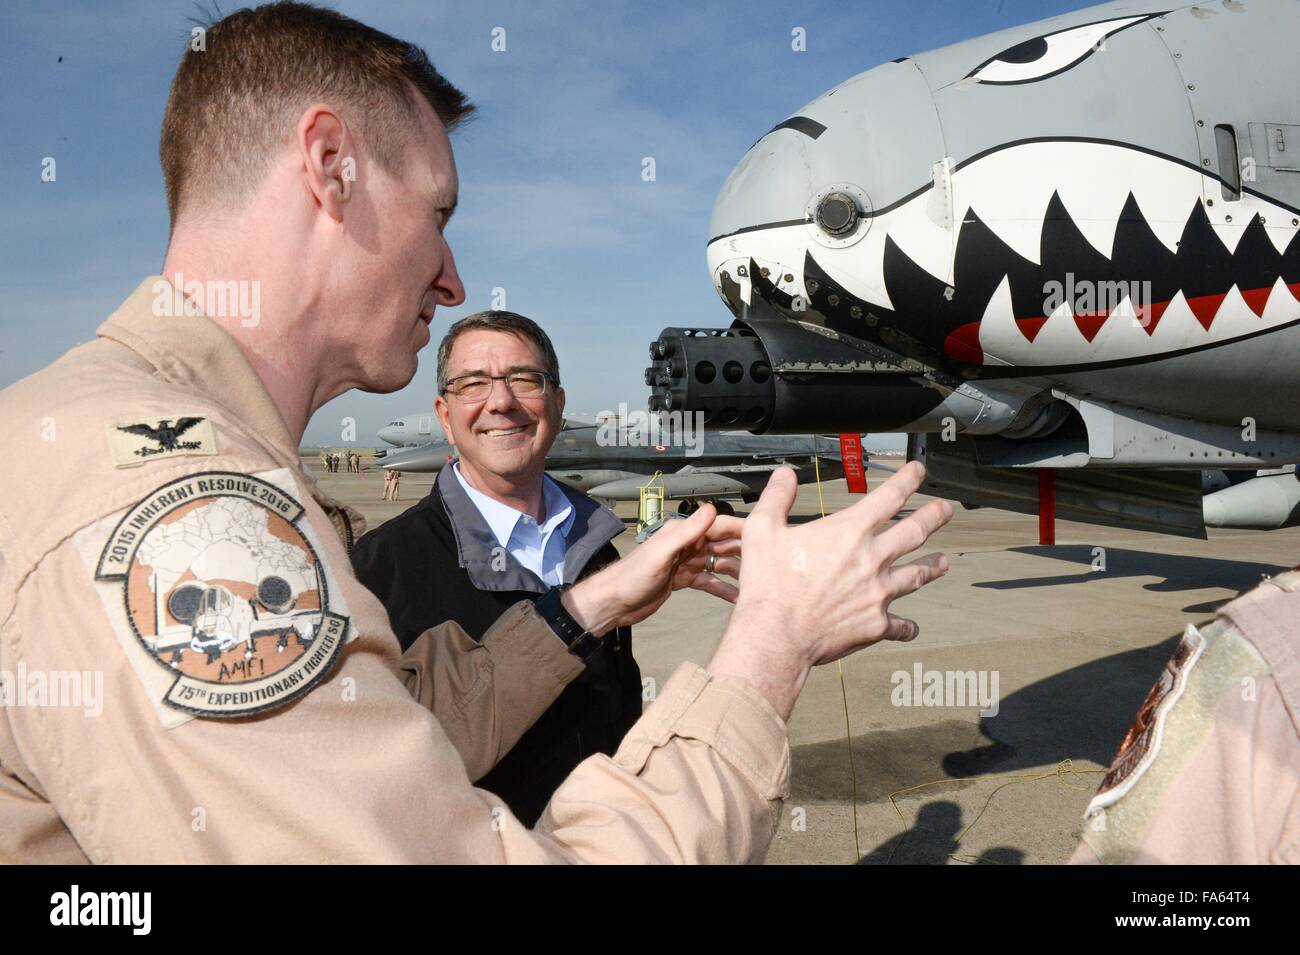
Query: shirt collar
542 473 578 539
452 462 574 547
94 276 299 459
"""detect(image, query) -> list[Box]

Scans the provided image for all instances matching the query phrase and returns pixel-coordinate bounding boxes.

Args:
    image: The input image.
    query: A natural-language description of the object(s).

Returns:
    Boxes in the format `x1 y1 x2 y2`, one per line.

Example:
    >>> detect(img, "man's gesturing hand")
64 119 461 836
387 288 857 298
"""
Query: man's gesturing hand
709 461 952 719
561 504 742 636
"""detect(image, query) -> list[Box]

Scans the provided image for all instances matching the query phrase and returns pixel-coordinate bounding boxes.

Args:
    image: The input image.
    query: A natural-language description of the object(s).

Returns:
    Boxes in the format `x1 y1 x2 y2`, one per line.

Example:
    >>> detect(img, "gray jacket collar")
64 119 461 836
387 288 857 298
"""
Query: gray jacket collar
435 464 625 593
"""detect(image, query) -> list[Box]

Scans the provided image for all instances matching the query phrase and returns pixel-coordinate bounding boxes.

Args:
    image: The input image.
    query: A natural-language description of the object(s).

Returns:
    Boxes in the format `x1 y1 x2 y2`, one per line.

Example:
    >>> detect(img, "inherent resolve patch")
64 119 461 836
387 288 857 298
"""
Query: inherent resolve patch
93 470 349 718
107 415 217 468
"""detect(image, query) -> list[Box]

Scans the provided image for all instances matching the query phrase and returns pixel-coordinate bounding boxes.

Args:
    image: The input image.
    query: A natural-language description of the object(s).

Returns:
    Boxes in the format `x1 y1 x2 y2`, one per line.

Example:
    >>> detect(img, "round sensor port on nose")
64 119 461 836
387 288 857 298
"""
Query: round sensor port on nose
815 192 859 236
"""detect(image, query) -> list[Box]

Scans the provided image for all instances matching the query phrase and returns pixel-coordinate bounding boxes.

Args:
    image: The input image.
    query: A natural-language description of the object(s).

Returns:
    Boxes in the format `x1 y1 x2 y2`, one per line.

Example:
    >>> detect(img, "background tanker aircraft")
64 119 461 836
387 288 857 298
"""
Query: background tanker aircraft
375 413 445 454
377 416 879 514
645 0 1300 538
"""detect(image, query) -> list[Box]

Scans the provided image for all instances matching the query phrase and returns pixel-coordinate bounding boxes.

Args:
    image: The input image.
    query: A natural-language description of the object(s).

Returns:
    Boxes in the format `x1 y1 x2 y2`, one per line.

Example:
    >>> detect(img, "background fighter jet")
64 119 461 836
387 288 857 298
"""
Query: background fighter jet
377 416 883 514
645 0 1300 539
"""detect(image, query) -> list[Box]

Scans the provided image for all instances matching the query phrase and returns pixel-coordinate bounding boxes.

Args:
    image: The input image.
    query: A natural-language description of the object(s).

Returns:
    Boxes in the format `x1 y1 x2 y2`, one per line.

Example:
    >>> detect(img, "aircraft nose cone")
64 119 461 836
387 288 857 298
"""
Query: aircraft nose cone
705 60 944 317
708 124 814 246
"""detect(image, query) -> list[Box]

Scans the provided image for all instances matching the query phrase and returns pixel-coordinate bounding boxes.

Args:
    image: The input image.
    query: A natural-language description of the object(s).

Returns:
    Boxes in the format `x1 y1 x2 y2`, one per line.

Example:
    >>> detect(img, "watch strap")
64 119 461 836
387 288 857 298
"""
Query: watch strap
534 586 601 660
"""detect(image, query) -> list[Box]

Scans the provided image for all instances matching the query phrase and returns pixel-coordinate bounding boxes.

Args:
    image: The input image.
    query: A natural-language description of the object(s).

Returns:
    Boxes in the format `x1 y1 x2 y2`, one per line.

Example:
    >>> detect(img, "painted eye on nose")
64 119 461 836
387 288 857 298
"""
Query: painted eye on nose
965 14 1161 85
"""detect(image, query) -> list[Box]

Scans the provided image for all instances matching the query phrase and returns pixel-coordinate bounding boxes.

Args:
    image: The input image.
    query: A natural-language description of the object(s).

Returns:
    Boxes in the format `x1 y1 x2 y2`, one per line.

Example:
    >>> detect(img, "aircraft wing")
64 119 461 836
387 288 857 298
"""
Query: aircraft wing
587 467 771 502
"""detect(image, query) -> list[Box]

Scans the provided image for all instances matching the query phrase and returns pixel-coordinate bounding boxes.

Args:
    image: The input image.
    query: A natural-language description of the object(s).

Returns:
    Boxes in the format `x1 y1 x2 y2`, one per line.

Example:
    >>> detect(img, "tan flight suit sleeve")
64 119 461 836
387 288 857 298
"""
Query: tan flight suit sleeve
1069 609 1300 865
324 495 584 780
3 532 789 864
397 607 584 783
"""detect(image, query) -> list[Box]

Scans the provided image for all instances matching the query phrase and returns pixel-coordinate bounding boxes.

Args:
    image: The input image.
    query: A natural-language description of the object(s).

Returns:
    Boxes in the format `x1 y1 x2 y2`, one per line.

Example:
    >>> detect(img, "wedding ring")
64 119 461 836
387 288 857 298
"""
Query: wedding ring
705 554 717 574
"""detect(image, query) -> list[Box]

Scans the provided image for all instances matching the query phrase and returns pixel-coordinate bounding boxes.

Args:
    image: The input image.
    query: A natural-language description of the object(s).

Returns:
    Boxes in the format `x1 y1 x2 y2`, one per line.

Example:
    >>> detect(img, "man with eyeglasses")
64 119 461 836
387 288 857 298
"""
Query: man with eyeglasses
0 3 956 863
351 310 645 825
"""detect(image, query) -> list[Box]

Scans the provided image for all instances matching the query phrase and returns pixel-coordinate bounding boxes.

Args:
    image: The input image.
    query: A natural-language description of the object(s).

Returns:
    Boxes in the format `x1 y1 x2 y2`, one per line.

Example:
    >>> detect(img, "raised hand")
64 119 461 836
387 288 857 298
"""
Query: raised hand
708 462 952 719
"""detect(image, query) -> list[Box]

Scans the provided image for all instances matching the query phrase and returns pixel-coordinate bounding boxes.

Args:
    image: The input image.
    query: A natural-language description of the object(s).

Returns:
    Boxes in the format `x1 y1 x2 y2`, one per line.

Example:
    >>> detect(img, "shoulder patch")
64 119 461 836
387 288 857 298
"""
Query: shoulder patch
107 415 217 468
1080 620 1270 862
77 469 351 725
1087 624 1208 814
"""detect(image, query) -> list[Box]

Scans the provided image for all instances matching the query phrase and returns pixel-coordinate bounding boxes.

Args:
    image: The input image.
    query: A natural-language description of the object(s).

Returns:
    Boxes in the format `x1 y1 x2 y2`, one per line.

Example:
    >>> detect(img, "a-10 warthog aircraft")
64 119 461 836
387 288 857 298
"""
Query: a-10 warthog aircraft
645 0 1300 538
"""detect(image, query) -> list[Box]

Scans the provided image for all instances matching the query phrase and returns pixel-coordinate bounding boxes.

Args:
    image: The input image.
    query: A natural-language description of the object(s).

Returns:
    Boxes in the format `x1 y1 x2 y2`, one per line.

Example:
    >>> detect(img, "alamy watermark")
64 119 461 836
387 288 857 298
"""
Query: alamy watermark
1043 273 1154 328
891 664 1000 717
595 404 705 457
152 272 261 327
0 664 103 717
50 885 150 935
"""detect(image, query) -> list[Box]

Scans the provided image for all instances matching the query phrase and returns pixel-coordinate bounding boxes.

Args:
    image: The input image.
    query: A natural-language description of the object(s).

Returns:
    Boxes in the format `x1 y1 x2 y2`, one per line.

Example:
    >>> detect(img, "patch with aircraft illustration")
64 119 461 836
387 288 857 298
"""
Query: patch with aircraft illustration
93 471 349 718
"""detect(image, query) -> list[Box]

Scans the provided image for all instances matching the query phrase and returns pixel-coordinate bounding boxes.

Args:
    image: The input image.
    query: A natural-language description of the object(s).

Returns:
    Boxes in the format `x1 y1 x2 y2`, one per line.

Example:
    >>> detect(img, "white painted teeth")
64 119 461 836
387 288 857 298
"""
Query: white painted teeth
713 140 1300 356
862 142 1300 309
486 428 523 436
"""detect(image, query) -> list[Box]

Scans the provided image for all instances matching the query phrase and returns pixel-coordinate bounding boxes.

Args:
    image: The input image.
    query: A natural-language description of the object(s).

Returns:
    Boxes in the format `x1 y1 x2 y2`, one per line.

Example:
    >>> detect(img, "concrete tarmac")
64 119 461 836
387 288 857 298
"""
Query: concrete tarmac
312 454 1300 864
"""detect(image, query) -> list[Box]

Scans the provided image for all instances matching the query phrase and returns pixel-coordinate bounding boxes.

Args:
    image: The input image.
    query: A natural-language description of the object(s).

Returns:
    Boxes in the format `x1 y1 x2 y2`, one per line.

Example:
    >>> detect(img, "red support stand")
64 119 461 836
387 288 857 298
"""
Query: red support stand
1038 467 1056 546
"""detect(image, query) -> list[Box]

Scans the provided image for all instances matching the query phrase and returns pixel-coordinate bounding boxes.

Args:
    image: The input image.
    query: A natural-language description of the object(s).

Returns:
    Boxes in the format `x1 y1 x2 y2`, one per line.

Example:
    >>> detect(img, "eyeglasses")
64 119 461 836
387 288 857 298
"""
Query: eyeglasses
441 371 555 402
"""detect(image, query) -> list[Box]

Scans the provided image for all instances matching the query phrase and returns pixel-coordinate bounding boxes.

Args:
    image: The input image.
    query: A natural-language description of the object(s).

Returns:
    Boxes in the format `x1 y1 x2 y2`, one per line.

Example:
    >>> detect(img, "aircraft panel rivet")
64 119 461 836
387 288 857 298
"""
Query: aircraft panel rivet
828 294 840 306
1292 218 1298 226
760 267 770 277
1197 119 1204 126
784 273 794 282
1175 52 1182 58
850 305 862 318
1225 215 1232 222
1188 84 1196 90
1203 158 1211 165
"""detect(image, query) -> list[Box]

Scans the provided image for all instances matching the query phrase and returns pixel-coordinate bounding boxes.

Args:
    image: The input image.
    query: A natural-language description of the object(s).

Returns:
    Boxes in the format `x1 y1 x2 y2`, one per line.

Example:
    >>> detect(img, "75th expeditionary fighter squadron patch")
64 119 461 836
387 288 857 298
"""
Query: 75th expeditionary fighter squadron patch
107 414 218 468
76 469 352 726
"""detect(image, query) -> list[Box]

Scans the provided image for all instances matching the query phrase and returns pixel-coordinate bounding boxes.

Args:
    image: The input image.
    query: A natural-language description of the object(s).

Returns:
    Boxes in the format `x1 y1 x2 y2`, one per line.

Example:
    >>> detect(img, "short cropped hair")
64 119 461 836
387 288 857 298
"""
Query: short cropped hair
160 1 475 224
437 311 562 393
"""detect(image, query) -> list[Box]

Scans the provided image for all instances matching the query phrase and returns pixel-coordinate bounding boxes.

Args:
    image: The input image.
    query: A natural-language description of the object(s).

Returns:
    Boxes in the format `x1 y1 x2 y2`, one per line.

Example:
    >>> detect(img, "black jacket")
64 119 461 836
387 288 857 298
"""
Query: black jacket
350 465 642 826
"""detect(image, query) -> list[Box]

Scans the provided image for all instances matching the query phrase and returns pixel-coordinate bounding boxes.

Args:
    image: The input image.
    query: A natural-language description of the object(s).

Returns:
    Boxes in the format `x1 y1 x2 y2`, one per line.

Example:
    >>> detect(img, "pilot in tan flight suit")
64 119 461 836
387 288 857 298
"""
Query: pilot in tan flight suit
0 3 953 863
1071 571 1300 865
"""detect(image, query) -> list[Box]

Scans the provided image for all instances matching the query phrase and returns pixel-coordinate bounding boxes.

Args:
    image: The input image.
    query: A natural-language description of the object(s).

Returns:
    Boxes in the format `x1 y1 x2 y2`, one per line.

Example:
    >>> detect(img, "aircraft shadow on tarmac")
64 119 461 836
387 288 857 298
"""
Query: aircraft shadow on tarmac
792 630 1198 864
941 546 1287 778
939 634 1182 779
969 545 1286 611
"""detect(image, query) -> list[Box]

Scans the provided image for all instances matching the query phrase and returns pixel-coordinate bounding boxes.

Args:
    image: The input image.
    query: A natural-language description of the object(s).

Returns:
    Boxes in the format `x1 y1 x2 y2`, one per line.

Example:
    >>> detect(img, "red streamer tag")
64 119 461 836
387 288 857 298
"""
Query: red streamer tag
839 434 867 494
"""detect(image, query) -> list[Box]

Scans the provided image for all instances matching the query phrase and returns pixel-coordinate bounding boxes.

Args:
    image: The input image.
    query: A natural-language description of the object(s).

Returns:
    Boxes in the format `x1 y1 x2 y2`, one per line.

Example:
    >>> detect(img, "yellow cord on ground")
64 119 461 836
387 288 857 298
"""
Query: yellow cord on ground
885 759 1106 864
811 448 861 862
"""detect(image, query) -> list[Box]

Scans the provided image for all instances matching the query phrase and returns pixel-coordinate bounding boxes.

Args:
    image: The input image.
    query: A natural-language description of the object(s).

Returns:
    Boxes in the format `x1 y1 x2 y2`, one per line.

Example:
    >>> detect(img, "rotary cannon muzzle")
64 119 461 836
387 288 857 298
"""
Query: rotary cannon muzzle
646 317 945 434
645 326 774 430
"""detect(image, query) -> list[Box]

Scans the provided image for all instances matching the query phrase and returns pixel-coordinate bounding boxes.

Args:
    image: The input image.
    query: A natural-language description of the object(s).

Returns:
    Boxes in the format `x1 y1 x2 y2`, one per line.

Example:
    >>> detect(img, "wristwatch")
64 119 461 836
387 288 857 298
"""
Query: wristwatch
534 586 602 660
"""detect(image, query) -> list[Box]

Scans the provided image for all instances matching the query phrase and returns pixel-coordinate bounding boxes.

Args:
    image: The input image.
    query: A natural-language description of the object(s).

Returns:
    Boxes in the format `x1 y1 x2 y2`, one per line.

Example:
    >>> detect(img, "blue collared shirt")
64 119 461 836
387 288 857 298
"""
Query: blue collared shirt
452 463 576 586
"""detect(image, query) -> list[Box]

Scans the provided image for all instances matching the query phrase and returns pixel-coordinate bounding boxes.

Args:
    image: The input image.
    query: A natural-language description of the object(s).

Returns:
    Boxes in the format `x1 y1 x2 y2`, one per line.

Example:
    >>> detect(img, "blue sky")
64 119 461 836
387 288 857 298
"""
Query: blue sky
0 0 1090 447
